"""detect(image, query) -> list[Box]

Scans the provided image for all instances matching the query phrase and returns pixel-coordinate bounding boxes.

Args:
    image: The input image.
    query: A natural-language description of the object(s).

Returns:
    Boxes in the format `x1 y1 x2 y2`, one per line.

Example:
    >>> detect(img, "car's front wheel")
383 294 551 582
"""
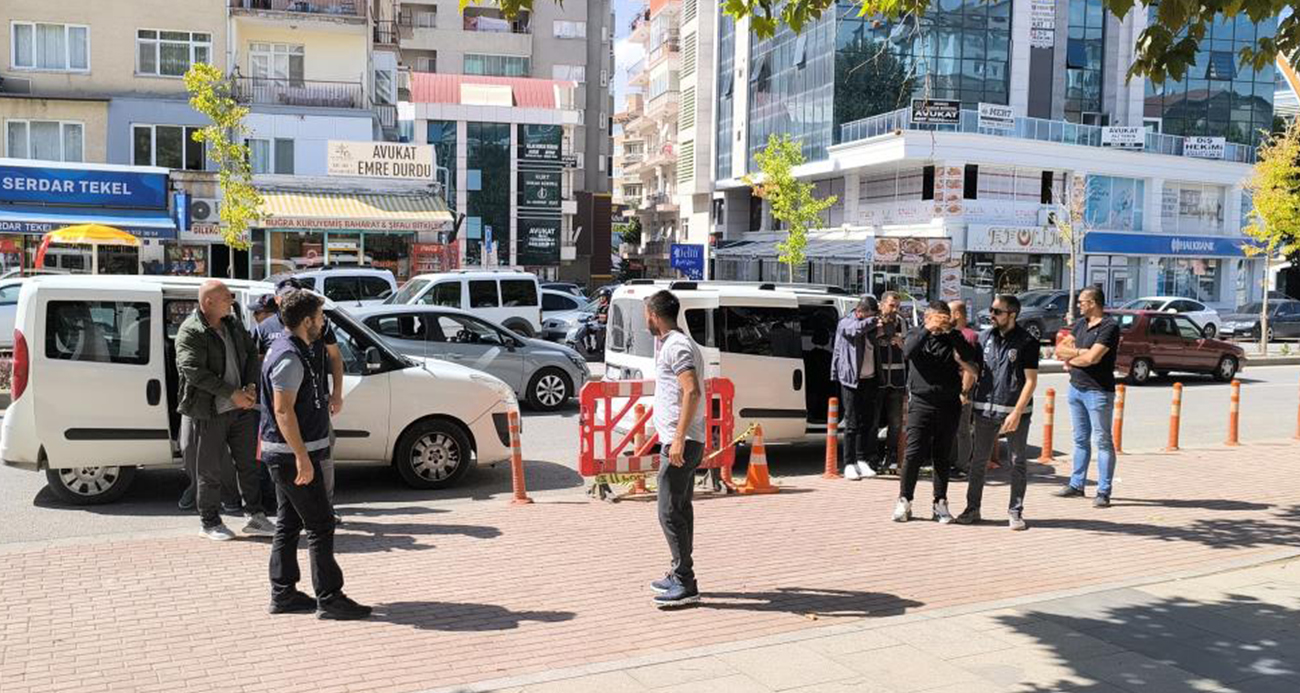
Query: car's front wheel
394 419 472 489
44 465 136 505
526 367 572 411
1202 323 1217 338
1128 358 1154 385
1214 355 1238 382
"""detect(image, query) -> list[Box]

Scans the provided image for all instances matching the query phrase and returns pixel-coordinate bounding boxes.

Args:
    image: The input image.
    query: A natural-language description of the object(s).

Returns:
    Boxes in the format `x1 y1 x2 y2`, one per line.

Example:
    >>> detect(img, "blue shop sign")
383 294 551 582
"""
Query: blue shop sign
1084 232 1247 257
0 163 168 209
670 243 704 280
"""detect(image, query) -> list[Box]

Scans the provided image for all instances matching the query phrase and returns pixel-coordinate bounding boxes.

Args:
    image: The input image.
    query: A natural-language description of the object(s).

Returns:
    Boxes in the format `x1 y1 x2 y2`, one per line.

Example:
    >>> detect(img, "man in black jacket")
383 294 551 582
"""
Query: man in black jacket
894 301 980 524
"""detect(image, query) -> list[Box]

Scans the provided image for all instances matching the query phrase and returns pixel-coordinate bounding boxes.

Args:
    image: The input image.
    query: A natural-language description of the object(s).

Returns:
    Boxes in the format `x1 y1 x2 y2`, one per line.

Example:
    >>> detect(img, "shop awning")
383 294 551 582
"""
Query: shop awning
714 234 873 261
259 191 453 233
0 205 176 239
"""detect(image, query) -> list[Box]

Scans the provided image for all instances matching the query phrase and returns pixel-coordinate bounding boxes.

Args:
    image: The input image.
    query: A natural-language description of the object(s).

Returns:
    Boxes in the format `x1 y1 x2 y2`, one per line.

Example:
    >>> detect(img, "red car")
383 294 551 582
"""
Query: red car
1053 310 1246 385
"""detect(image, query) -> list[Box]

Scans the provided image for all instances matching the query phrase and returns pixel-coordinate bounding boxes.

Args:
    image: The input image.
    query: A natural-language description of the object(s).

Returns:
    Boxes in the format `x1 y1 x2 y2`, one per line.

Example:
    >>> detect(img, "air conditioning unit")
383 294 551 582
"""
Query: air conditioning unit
191 198 221 224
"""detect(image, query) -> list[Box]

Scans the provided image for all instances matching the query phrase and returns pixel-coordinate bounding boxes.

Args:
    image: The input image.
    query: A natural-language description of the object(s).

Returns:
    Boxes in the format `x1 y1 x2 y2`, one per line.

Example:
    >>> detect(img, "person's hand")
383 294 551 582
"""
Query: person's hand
294 454 314 486
669 438 685 467
960 392 970 406
232 390 256 410
330 394 344 416
1000 411 1022 435
891 332 904 348
925 312 950 334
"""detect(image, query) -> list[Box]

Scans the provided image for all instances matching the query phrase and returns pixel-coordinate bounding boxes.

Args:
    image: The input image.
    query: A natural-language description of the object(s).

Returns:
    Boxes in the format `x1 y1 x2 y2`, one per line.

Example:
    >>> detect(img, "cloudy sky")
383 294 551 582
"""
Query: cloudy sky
612 0 646 113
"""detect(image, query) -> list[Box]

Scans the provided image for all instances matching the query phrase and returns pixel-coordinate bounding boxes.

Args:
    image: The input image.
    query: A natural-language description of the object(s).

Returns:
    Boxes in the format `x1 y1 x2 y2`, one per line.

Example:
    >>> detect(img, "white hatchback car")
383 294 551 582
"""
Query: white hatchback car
1120 296 1222 338
0 275 517 505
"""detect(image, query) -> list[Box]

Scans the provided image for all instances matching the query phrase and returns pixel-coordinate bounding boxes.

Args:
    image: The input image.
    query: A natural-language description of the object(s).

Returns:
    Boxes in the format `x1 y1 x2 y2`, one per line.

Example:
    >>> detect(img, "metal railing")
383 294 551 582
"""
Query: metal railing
839 107 1257 164
375 103 397 129
233 76 365 109
462 14 530 34
373 20 398 45
229 0 364 17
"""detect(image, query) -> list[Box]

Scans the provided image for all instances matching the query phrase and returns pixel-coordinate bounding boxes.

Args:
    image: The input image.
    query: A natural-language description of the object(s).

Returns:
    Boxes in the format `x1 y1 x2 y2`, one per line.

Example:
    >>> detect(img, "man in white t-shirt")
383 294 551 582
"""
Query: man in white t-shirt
645 290 706 608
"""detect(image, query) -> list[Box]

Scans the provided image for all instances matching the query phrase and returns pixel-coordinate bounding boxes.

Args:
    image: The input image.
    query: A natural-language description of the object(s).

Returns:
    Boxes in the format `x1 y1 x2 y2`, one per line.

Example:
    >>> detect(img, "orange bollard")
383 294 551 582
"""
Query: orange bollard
824 397 842 479
1112 384 1126 455
1165 383 1183 452
739 425 779 494
632 404 649 494
1037 388 1056 463
507 410 533 505
1226 379 1241 446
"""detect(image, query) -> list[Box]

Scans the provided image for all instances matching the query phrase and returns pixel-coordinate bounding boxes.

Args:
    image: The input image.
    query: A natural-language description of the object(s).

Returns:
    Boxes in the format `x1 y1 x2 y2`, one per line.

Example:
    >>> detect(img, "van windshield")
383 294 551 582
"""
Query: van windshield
389 279 429 305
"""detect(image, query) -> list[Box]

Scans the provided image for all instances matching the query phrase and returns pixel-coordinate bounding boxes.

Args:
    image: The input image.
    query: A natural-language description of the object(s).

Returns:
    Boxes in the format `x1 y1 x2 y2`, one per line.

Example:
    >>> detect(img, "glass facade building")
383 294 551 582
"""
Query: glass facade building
466 122 511 264
715 8 735 180
745 9 837 166
1065 0 1106 123
427 120 458 214
1144 14 1277 146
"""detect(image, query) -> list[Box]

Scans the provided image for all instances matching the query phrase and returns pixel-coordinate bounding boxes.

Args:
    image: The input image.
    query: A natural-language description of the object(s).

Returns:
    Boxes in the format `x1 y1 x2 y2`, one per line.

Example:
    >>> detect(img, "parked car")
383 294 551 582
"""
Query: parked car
0 275 517 504
542 289 587 315
978 290 1070 341
542 296 601 341
542 282 586 298
0 278 23 350
385 269 543 338
354 305 588 411
1218 299 1300 341
1053 310 1245 385
1119 296 1222 337
277 267 397 308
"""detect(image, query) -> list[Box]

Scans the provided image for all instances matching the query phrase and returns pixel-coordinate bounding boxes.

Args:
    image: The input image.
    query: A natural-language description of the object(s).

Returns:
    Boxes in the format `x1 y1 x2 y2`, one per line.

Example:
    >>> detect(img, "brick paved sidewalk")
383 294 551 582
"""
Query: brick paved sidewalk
2 442 1299 693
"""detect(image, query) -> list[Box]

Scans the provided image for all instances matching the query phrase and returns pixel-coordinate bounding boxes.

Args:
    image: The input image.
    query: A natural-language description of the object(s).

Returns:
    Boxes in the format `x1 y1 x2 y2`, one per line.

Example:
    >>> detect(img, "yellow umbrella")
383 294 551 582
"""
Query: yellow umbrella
35 224 141 274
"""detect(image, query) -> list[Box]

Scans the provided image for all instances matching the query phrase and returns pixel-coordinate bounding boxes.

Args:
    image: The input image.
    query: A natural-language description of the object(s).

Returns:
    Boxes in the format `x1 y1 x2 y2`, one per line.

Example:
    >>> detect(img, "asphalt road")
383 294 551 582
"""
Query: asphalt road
0 364 1295 546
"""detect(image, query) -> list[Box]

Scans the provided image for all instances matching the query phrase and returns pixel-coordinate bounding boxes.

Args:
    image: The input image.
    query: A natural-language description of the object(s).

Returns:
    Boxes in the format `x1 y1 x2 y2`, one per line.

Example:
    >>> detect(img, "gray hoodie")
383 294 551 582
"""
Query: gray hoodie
831 314 878 388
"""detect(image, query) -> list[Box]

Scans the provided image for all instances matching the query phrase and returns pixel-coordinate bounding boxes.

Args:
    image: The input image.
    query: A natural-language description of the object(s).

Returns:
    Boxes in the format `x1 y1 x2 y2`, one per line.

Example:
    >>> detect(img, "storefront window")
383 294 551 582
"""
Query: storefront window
1157 257 1220 301
270 230 325 274
1160 182 1225 235
98 245 139 275
251 228 268 280
1085 176 1144 231
962 253 1063 310
0 236 27 274
165 244 208 276
367 233 415 282
871 264 934 302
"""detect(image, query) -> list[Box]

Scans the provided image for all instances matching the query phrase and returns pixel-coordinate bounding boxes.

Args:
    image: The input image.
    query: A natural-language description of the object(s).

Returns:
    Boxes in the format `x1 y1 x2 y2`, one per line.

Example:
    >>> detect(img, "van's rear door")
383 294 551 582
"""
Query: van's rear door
34 285 172 467
715 292 806 443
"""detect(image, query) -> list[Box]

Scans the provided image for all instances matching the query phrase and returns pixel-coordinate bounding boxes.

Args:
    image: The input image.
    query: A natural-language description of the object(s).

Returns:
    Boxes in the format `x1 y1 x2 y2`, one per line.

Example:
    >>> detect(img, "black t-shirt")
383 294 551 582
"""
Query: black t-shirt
1068 316 1121 392
902 326 981 405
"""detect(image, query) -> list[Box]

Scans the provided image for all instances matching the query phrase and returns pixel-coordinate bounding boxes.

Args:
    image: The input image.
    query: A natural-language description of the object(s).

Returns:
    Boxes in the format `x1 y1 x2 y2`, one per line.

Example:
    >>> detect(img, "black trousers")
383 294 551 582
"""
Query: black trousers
269 460 343 602
839 381 877 469
900 399 960 502
658 440 704 587
873 387 906 464
184 409 263 527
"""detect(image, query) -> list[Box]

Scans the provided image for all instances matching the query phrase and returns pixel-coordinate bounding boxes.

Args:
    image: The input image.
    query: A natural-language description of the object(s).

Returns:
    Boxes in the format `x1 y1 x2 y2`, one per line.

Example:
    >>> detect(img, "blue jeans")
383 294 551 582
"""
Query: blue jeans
1067 385 1117 496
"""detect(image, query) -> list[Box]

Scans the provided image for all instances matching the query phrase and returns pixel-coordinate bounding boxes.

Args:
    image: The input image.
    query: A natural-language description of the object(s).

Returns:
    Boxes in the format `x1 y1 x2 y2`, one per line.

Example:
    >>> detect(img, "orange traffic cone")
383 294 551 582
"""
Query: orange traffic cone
739 425 779 495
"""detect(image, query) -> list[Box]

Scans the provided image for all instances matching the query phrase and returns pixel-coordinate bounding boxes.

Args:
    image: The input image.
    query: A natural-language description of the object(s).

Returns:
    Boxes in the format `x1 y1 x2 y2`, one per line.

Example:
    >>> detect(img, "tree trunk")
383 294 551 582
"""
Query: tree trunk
1260 252 1271 356
1067 239 1078 324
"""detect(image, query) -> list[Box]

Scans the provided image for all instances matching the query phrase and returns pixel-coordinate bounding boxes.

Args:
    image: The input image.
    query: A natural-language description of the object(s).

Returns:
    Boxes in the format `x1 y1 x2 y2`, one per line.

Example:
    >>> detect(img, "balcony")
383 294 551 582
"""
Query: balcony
463 10 531 34
375 103 397 129
234 76 365 109
839 107 1257 164
229 0 365 18
374 20 399 45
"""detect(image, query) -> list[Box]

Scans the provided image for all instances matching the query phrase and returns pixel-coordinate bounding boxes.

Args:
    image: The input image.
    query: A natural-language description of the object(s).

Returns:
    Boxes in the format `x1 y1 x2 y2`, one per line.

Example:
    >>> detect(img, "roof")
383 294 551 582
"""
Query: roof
409 72 573 109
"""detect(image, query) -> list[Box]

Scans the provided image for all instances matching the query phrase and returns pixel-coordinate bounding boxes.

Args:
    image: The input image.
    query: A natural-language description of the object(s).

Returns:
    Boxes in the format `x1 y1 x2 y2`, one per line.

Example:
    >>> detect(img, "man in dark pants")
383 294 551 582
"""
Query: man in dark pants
948 299 980 479
644 290 707 608
176 280 275 541
956 294 1039 530
894 301 980 524
261 289 370 620
870 292 908 473
831 296 879 479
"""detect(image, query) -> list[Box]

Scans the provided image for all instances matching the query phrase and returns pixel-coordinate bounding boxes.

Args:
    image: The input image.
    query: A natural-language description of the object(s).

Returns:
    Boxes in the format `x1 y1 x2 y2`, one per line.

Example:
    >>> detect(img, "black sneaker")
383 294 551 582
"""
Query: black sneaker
653 582 700 608
177 486 196 511
1053 485 1086 498
317 594 372 620
650 574 679 594
1093 494 1111 508
268 590 317 615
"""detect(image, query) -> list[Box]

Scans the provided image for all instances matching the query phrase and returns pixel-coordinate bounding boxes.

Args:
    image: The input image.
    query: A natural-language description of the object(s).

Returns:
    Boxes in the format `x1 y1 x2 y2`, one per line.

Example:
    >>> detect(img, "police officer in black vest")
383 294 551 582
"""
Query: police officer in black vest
261 290 370 620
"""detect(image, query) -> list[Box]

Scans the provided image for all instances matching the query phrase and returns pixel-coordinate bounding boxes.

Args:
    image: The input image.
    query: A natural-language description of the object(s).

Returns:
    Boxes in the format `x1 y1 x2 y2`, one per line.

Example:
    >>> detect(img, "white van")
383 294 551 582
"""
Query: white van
284 267 398 308
604 280 858 444
0 275 517 505
387 269 543 338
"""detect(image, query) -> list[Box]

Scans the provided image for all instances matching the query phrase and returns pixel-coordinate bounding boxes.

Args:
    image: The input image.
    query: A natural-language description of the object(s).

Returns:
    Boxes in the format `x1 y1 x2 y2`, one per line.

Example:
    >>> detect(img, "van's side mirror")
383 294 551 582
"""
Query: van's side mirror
364 346 383 373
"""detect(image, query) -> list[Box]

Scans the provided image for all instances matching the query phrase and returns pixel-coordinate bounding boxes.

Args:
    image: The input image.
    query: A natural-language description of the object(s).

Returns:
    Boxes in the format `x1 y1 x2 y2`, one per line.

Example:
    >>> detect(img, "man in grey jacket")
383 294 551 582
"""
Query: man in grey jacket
830 296 879 479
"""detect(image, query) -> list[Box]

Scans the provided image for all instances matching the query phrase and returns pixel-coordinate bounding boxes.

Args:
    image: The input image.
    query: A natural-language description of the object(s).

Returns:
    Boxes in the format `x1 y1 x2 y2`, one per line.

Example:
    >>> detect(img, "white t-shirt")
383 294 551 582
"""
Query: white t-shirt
653 330 708 445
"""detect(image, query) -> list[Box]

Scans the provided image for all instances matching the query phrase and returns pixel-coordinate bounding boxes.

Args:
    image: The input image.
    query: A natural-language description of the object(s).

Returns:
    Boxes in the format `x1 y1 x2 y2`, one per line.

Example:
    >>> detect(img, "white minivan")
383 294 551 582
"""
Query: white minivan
0 275 517 505
604 280 857 444
386 269 544 338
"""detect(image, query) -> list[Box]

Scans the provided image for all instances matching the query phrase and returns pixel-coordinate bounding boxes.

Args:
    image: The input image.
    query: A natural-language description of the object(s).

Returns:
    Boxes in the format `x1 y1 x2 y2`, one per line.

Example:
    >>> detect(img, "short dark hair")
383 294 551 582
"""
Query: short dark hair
252 294 278 315
1081 285 1106 307
857 296 878 313
279 289 324 330
644 289 679 322
882 291 902 303
994 293 1021 315
926 300 951 315
275 276 308 296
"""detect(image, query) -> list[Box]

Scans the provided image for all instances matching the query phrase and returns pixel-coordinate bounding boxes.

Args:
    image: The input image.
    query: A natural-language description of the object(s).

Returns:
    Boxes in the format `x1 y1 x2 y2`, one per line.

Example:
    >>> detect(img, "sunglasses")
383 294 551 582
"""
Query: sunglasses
989 308 1010 316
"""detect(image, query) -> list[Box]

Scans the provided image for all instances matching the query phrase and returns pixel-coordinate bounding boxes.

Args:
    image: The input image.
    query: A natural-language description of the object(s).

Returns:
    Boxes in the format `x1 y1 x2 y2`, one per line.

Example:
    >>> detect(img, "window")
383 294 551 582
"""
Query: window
463 54 529 77
1161 182 1225 235
552 64 586 83
1086 176 1145 231
1040 171 1055 204
543 293 578 311
500 279 538 307
437 315 504 345
684 308 716 347
422 281 462 308
414 9 437 28
374 69 395 105
248 138 294 174
553 20 587 39
922 165 936 201
391 278 430 304
1171 315 1205 340
322 277 362 302
359 277 393 300
12 22 88 71
0 284 21 306
136 30 210 77
5 120 83 162
133 125 204 169
649 70 679 100
963 164 979 200
1206 51 1236 80
366 314 428 340
1157 257 1221 301
716 306 802 358
45 301 151 365
468 280 499 308
249 43 304 85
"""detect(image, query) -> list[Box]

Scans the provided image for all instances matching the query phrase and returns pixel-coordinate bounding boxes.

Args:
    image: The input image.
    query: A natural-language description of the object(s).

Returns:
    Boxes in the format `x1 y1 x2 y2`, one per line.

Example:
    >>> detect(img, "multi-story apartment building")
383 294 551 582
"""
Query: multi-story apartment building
707 1 1278 311
381 0 615 282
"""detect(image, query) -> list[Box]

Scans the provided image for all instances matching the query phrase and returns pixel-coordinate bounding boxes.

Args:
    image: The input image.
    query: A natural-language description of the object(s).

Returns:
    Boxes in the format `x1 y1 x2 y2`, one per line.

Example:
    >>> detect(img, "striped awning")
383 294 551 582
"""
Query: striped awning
259 191 453 232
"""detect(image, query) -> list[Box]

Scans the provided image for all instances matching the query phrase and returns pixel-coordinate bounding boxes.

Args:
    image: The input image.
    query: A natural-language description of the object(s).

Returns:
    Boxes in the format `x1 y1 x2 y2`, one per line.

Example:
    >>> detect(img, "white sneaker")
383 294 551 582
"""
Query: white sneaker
844 464 861 481
933 499 955 524
857 462 878 478
202 524 236 541
243 513 277 537
892 498 912 522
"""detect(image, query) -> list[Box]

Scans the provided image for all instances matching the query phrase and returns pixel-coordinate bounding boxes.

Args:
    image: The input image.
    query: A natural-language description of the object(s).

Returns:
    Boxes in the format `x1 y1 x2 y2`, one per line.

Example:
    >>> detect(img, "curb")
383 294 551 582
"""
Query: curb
1035 354 1300 375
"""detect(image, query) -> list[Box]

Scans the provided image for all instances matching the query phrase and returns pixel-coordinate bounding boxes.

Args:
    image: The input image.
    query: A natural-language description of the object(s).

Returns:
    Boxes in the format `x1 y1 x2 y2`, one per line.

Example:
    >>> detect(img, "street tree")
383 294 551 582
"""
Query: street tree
1053 175 1090 323
470 1 1295 84
184 63 262 272
618 217 643 249
743 134 837 283
1242 116 1300 353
